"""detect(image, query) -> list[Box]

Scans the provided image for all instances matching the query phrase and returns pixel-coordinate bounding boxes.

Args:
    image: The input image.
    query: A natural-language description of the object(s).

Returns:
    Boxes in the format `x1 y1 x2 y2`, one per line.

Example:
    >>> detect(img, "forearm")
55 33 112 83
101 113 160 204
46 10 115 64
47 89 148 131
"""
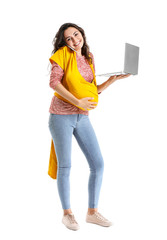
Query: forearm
54 83 79 106
97 74 131 93
97 78 114 93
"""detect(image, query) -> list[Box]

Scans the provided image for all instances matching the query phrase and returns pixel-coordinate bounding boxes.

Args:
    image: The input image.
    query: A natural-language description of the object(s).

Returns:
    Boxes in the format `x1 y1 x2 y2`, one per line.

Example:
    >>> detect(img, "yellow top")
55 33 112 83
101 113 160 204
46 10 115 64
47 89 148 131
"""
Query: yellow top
48 46 98 179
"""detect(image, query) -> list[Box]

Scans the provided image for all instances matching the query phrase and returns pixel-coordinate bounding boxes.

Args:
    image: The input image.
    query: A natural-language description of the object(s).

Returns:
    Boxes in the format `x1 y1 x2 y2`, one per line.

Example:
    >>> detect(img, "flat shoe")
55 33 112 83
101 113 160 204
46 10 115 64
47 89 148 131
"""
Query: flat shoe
62 213 80 231
86 212 112 227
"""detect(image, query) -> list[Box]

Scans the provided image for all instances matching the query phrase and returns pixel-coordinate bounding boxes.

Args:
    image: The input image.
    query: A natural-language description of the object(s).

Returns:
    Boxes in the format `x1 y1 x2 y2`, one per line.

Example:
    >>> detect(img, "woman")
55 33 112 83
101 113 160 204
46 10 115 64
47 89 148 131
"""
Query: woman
48 23 130 231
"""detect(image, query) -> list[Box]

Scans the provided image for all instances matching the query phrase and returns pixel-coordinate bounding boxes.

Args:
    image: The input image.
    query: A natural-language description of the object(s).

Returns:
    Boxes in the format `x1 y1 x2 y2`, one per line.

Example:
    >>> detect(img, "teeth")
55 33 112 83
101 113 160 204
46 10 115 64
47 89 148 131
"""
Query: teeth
75 41 80 46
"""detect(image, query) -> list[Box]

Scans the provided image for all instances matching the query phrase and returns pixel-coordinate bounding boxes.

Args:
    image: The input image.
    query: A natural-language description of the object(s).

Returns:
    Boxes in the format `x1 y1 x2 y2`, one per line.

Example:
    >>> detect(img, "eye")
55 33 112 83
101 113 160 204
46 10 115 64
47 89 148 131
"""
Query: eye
67 38 71 41
74 33 78 36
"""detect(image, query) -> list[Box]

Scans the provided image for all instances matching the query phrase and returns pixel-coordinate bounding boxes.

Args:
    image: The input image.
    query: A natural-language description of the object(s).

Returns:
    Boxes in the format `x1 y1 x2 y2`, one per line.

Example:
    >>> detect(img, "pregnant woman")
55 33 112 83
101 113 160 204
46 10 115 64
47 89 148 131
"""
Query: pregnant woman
48 22 130 231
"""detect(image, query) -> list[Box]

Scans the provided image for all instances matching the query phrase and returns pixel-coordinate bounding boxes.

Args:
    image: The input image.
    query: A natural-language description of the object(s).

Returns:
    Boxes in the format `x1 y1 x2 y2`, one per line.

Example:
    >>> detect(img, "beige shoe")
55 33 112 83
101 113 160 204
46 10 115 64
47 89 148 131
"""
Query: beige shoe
86 212 112 227
62 213 80 231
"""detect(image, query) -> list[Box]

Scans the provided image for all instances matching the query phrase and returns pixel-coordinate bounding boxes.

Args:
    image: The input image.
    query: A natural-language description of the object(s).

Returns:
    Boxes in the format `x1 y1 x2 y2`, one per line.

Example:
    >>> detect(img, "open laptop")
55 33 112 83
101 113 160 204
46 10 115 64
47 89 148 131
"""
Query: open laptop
96 43 139 77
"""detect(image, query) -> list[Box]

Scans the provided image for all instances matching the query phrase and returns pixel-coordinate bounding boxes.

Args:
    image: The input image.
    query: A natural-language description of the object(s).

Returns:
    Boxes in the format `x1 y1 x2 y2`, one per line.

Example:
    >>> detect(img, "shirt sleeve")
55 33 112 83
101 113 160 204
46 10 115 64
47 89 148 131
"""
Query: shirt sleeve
49 62 64 90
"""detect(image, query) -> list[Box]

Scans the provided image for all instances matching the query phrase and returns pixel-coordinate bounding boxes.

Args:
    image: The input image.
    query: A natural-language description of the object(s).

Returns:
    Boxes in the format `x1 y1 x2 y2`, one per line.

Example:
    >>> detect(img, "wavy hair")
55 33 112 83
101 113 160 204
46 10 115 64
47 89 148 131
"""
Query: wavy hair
51 23 92 64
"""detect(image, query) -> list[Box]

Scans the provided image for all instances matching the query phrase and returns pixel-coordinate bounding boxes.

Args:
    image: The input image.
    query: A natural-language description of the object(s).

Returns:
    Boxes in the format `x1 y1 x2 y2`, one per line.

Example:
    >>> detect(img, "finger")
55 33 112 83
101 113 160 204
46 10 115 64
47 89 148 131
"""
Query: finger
90 102 97 104
117 74 128 79
109 75 117 80
115 75 122 79
122 74 130 78
122 73 131 77
119 75 126 78
90 104 96 108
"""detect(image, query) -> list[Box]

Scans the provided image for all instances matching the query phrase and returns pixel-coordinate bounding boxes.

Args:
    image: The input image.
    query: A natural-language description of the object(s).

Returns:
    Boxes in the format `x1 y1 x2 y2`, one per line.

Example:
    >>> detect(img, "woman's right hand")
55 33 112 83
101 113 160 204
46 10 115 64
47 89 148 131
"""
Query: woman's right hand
77 97 97 111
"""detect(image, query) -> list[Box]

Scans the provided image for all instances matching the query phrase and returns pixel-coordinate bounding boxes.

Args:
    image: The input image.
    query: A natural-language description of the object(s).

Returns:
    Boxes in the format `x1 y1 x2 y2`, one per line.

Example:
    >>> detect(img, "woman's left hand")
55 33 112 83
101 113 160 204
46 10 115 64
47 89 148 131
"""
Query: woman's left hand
108 73 131 83
97 74 131 94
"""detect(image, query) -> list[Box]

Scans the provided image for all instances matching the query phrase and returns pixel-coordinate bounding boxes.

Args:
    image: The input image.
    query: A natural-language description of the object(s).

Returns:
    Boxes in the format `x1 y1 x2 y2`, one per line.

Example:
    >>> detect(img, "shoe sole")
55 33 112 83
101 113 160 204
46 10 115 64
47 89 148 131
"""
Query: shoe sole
86 219 112 227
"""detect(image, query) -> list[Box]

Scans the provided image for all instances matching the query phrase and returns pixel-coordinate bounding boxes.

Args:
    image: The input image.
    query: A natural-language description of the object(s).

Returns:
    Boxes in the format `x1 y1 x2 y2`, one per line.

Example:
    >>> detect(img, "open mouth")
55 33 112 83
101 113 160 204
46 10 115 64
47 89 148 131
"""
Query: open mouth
74 41 81 47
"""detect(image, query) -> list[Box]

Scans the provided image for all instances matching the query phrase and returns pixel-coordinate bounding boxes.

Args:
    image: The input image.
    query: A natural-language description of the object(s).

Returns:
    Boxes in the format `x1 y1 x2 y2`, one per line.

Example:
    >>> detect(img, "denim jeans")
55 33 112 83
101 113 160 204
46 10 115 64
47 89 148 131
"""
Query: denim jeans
48 113 104 210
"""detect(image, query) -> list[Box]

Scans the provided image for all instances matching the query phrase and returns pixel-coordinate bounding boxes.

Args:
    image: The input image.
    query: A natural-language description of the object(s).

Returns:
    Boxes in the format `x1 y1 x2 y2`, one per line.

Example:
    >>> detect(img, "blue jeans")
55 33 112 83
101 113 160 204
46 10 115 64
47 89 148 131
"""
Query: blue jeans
48 113 104 210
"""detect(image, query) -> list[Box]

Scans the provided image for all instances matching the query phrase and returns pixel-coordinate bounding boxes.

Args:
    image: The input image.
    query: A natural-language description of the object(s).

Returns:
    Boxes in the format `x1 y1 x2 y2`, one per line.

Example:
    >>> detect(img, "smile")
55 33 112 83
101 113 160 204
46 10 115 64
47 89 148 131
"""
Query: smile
74 41 81 47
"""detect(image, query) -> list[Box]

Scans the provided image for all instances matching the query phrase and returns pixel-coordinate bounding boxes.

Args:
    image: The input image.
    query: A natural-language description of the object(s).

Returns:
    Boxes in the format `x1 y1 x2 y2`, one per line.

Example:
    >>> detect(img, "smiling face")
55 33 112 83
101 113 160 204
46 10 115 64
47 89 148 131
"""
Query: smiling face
64 27 84 55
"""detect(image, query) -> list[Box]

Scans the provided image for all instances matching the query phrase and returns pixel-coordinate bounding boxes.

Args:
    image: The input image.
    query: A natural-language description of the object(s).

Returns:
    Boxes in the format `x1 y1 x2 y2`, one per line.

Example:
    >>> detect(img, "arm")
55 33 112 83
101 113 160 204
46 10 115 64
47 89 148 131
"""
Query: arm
97 74 131 93
55 83 97 110
54 83 80 106
50 62 97 110
97 78 115 93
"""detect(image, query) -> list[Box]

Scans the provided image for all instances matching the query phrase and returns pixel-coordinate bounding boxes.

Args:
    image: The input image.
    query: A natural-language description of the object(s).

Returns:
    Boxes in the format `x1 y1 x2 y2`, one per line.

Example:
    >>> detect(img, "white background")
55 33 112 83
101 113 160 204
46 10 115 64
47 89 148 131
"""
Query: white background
0 0 167 239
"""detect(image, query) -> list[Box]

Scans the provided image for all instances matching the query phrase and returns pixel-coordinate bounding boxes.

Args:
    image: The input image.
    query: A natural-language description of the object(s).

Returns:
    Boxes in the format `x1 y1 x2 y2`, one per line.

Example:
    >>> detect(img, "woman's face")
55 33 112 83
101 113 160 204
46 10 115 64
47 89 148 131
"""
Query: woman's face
64 27 84 55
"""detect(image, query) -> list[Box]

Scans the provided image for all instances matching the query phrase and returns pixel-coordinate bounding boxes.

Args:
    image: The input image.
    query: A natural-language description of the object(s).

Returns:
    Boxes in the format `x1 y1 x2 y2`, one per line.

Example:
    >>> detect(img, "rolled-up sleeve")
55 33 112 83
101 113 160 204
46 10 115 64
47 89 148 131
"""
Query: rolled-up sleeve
49 62 64 90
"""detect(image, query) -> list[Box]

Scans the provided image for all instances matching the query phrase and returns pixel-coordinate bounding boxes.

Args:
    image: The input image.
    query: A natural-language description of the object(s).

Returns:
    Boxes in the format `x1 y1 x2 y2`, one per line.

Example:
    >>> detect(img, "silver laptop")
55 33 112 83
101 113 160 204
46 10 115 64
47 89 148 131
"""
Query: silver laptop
96 43 139 77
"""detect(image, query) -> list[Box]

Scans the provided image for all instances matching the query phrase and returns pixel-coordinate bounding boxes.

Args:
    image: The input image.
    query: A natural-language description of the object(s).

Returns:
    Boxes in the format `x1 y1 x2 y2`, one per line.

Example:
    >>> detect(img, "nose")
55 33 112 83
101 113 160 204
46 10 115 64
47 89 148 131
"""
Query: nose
72 37 78 44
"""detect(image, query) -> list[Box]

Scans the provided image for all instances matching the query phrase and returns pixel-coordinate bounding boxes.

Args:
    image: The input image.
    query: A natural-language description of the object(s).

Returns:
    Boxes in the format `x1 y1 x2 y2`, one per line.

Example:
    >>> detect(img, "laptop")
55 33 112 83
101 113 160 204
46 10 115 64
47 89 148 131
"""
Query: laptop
96 43 139 77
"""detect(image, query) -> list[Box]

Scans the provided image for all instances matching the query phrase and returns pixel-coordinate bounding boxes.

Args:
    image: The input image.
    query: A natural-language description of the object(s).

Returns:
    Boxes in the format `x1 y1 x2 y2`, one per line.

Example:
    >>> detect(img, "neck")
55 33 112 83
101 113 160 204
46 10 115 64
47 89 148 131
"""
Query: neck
76 49 82 56
76 52 82 57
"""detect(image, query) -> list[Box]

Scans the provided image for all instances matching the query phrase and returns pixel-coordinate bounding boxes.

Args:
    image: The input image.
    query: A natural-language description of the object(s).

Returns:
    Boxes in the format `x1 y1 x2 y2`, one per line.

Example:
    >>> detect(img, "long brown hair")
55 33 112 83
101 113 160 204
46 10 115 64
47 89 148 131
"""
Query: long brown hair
51 23 92 64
